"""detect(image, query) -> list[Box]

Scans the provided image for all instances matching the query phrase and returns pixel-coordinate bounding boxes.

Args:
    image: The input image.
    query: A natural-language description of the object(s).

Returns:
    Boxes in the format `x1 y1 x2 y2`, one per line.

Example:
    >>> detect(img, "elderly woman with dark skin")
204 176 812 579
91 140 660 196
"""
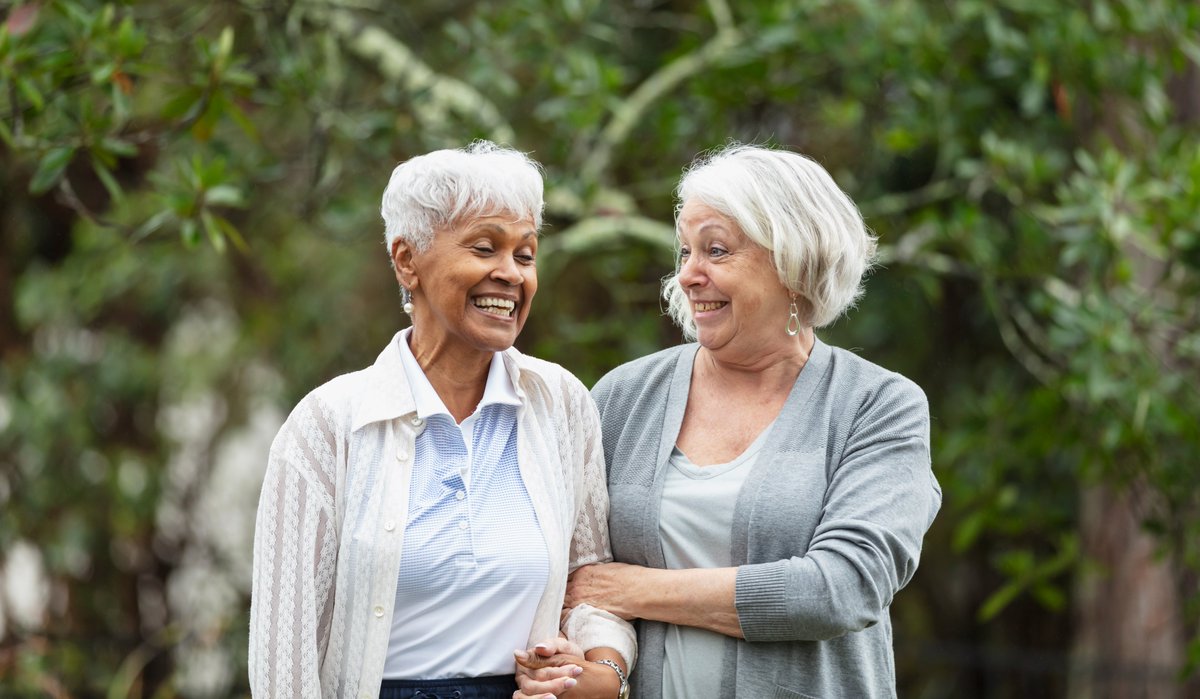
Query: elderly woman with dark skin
515 144 941 699
249 142 634 699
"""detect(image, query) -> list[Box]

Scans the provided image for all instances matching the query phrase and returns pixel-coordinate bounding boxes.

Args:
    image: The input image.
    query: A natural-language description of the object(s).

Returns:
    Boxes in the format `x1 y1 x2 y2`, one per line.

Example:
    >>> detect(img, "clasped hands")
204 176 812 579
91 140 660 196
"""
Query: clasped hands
513 563 634 699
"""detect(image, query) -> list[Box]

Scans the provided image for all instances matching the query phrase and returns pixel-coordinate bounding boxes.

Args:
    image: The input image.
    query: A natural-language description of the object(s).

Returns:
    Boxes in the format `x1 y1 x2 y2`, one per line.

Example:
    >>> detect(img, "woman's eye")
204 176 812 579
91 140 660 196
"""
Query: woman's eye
516 253 536 264
679 247 691 259
709 246 727 257
473 245 495 254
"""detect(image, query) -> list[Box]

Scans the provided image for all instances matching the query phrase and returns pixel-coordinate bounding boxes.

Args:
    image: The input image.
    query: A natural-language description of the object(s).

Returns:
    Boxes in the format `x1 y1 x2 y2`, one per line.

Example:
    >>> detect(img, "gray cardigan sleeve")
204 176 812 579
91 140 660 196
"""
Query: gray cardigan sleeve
734 375 942 642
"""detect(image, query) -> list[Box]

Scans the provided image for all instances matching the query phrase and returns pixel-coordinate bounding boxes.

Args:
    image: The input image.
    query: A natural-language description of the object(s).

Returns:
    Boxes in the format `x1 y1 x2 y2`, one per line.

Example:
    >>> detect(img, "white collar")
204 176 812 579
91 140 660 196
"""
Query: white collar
396 327 521 422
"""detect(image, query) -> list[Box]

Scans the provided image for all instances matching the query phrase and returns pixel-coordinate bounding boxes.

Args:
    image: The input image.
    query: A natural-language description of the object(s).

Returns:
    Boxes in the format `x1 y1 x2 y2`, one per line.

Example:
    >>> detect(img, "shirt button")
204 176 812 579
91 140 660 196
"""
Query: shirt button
458 520 469 530
384 520 396 532
409 416 424 427
395 447 409 461
455 491 465 501
373 605 384 618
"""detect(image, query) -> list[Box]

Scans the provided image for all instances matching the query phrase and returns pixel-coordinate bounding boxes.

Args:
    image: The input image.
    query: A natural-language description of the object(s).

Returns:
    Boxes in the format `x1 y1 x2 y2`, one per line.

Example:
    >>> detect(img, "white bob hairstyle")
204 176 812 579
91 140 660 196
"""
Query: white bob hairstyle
664 144 877 336
380 140 544 256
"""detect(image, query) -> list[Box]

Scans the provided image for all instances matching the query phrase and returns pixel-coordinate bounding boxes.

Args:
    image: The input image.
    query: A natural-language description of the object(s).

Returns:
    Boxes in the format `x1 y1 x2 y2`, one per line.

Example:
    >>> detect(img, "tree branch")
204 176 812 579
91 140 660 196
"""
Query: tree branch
706 0 734 35
312 5 516 145
581 26 742 182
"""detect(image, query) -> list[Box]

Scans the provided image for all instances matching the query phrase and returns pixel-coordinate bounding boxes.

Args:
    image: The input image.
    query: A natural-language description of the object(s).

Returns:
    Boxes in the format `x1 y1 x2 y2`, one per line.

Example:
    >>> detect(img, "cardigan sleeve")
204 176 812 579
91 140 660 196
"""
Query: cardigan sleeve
560 376 638 670
249 393 340 698
734 374 942 642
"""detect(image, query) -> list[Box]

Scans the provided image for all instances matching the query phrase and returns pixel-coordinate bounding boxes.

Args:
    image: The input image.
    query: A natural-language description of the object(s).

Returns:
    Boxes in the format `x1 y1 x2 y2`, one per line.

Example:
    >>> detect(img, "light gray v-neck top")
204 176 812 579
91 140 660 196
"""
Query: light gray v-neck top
592 339 942 699
660 430 768 699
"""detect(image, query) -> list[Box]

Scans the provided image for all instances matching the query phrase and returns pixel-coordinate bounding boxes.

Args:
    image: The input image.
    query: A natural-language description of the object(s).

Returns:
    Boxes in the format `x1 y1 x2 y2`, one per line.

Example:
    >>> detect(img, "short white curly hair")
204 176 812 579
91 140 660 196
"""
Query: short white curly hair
664 144 877 336
380 141 544 256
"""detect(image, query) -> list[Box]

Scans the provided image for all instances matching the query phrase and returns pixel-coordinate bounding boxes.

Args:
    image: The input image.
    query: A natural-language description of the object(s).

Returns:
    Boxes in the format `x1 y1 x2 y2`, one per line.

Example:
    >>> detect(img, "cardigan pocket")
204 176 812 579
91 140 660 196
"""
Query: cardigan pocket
770 685 821 699
607 482 652 566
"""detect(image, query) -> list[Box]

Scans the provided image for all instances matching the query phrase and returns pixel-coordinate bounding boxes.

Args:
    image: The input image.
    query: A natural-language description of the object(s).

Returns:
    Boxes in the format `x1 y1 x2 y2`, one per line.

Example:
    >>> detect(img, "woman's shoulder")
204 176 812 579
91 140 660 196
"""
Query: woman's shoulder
593 343 695 397
821 343 928 414
504 348 591 404
281 363 381 436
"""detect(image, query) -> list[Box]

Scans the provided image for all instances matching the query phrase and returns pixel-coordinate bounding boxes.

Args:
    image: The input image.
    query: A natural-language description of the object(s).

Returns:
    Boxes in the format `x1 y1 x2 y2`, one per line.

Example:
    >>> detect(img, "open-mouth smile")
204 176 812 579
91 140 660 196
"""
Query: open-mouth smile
473 296 516 318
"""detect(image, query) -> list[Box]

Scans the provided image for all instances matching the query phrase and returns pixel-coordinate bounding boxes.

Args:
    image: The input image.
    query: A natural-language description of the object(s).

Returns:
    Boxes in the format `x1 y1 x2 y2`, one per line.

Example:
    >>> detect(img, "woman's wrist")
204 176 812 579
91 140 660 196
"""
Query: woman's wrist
581 648 625 699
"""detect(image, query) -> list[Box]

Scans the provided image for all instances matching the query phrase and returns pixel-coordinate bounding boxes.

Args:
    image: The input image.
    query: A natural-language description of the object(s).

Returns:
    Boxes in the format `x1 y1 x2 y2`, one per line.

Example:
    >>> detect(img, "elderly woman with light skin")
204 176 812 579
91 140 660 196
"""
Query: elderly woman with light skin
249 142 634 699
516 144 942 699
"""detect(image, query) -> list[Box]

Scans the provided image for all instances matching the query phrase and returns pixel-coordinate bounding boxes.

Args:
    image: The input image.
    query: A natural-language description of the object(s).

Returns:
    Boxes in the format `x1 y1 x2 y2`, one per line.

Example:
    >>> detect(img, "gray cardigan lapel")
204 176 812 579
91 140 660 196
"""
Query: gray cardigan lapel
729 336 833 567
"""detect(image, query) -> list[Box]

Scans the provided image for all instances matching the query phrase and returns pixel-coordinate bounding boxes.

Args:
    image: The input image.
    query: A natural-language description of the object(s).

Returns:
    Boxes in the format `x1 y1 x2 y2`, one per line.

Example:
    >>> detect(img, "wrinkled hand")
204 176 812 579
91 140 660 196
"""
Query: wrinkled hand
565 563 637 620
513 637 586 699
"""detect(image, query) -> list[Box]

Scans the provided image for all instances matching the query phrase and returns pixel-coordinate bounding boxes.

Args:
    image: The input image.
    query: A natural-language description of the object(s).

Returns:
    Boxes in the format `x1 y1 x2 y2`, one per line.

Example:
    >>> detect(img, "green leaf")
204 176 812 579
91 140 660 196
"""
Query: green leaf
132 210 174 242
215 26 234 71
101 137 138 158
212 214 249 253
115 17 146 56
201 211 227 253
29 147 74 194
225 102 259 139
179 218 200 246
15 76 44 111
90 156 123 203
978 579 1023 621
204 185 244 208
162 88 204 122
91 62 115 85
952 510 986 552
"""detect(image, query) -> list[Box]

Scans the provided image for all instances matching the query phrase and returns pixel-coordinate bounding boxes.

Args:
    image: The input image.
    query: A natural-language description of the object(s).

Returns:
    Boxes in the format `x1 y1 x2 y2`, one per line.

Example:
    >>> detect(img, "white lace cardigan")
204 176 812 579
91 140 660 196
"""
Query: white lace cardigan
249 332 636 698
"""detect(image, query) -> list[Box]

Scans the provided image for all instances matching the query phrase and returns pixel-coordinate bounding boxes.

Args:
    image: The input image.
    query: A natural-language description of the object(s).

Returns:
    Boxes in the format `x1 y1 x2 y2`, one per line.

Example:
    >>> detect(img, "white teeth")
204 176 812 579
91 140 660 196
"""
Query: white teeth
474 297 515 316
694 301 726 312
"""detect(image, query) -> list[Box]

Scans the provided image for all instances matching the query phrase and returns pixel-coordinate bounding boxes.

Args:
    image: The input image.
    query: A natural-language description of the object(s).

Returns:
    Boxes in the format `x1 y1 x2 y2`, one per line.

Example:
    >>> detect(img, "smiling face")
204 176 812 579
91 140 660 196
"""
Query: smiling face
676 199 792 356
393 212 538 356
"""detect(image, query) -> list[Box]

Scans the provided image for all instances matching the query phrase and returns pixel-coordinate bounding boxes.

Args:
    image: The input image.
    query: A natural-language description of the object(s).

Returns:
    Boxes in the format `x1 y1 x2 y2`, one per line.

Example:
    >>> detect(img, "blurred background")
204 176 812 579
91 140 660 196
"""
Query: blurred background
1 0 1198 697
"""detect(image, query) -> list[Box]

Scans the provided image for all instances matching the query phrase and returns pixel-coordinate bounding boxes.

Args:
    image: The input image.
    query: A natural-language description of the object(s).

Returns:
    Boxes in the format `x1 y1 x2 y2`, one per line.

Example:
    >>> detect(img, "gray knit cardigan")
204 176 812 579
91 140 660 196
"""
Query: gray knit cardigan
591 339 942 699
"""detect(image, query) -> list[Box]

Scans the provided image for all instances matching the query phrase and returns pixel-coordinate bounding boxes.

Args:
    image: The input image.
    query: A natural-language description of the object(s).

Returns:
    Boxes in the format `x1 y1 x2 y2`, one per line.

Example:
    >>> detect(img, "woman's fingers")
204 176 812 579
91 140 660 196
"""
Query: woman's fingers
513 637 586 697
512 666 581 697
534 637 583 657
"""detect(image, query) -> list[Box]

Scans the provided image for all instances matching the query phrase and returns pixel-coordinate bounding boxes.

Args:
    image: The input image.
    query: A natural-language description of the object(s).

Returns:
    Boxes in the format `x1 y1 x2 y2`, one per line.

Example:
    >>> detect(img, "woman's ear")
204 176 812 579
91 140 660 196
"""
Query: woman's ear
391 238 419 291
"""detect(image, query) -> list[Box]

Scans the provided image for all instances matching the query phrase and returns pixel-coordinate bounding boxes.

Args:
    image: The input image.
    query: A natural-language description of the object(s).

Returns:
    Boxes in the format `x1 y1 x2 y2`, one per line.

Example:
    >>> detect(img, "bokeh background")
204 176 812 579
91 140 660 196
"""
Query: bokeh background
2 1 1199 697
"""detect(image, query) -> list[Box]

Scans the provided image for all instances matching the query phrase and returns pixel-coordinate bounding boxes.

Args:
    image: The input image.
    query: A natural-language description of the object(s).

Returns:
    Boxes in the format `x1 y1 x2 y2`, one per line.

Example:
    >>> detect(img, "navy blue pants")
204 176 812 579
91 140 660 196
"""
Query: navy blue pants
378 675 517 699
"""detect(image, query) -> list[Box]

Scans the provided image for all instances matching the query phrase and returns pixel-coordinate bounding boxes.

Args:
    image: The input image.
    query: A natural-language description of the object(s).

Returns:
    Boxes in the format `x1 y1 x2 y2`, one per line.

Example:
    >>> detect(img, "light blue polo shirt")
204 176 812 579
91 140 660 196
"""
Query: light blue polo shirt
383 329 550 678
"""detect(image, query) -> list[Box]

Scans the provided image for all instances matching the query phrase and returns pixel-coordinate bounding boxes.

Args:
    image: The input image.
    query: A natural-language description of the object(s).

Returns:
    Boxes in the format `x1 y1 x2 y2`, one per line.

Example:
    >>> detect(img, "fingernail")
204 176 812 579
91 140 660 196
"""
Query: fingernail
534 644 550 653
570 665 583 676
564 678 578 689
514 649 529 660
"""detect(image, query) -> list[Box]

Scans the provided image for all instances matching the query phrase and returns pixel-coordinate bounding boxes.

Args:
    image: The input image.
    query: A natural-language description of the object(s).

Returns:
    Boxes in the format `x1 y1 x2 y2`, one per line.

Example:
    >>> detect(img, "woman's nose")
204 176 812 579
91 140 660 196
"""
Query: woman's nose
491 255 523 285
677 254 705 287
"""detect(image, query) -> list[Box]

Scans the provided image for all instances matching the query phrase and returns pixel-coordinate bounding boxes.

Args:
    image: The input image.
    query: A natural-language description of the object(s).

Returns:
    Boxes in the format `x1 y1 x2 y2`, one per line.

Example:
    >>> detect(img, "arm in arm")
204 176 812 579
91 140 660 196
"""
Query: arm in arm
568 376 941 644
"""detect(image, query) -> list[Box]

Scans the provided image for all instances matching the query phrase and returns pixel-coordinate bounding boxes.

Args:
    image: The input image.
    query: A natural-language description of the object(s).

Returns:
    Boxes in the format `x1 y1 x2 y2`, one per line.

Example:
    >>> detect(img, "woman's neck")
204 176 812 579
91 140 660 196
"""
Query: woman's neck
407 330 493 423
696 327 815 393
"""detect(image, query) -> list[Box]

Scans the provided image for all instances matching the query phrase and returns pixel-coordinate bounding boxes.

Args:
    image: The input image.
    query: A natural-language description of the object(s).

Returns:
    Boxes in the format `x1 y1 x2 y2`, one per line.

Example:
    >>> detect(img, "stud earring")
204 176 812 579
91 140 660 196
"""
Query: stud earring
401 286 414 315
786 295 801 336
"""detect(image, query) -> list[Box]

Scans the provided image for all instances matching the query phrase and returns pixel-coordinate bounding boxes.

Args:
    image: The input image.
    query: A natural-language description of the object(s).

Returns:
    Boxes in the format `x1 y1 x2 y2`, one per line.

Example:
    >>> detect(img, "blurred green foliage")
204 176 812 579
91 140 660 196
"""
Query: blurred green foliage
1 0 1199 696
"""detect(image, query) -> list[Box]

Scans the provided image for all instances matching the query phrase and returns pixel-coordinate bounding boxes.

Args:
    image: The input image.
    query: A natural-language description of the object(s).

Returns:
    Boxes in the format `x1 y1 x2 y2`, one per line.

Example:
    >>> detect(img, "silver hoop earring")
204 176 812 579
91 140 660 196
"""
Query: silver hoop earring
401 286 414 315
786 296 801 336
